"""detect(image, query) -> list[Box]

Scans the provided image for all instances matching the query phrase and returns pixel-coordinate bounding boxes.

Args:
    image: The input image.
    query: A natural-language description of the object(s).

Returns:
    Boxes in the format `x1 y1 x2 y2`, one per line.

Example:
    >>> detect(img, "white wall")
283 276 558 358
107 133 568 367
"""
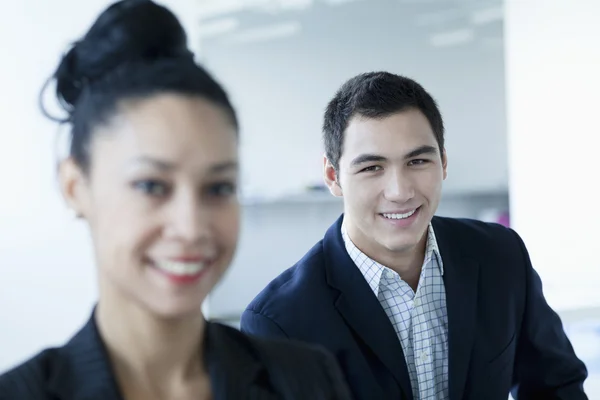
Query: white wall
0 0 201 373
505 0 600 311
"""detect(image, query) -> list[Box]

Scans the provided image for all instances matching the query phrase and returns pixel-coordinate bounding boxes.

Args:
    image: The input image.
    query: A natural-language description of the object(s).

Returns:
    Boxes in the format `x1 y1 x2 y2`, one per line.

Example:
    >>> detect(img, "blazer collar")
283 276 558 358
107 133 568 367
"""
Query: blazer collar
47 311 276 400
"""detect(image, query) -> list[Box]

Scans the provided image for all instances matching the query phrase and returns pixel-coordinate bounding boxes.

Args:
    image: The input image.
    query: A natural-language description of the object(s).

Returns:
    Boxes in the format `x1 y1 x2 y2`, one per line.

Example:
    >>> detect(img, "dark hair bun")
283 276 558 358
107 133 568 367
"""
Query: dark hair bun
54 0 193 112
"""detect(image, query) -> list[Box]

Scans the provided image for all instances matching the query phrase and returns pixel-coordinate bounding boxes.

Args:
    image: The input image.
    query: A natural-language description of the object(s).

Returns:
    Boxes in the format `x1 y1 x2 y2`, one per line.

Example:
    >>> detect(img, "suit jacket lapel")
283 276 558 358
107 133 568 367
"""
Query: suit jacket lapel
323 215 414 400
433 217 479 400
47 311 124 400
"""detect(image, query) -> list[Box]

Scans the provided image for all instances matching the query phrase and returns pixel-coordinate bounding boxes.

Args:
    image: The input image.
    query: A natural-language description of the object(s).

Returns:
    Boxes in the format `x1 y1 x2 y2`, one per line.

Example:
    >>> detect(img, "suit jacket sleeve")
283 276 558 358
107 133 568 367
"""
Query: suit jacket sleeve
510 229 588 399
241 308 290 339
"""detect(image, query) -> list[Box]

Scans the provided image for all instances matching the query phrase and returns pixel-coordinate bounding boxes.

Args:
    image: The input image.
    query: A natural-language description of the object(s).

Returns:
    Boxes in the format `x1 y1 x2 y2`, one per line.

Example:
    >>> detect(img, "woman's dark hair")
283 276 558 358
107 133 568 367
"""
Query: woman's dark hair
42 0 238 172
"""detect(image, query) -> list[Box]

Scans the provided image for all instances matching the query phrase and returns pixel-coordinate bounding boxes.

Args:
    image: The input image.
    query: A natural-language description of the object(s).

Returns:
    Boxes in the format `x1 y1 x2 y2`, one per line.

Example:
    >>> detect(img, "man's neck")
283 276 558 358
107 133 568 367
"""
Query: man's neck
346 225 429 292
378 244 426 292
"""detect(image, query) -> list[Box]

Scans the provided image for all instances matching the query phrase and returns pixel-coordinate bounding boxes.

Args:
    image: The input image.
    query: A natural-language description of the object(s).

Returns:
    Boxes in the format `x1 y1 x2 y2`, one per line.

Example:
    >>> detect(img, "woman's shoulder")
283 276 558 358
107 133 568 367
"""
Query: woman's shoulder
0 348 60 400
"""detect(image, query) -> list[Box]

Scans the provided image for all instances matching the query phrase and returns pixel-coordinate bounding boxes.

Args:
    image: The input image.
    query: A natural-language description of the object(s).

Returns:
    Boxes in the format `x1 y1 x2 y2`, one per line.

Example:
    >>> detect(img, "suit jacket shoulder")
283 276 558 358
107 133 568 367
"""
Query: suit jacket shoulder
432 216 519 248
0 315 123 400
432 216 529 275
245 239 331 313
0 348 58 400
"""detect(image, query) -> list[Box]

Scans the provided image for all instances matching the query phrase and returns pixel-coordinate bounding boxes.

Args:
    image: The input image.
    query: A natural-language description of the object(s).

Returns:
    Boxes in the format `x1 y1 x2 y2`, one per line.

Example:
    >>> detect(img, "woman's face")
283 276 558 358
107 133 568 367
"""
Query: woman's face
60 93 240 319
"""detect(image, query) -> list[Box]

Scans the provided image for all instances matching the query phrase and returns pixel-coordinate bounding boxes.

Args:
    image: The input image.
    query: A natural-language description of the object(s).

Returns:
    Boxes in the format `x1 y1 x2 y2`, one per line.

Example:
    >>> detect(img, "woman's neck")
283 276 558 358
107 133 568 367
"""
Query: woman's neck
95 294 208 398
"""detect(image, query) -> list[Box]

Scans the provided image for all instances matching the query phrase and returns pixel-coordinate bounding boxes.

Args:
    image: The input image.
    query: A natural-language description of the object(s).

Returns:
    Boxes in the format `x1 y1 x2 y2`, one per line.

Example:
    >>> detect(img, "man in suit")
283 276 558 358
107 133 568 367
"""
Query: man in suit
241 71 588 400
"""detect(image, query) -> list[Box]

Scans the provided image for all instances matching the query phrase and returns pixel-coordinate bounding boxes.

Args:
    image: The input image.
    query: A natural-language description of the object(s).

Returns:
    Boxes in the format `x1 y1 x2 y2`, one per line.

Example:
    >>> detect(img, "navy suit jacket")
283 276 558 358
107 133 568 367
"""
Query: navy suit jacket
241 215 588 400
0 311 352 400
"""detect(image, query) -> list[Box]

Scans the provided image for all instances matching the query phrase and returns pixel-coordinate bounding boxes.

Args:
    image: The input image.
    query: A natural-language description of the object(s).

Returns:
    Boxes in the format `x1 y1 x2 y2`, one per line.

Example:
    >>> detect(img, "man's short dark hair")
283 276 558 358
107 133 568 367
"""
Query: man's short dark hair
323 71 444 172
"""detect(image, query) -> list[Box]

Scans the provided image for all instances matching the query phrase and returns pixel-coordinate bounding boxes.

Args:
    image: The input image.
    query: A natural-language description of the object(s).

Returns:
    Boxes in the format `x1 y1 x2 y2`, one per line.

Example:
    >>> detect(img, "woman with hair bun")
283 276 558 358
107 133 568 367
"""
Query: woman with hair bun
0 1 351 399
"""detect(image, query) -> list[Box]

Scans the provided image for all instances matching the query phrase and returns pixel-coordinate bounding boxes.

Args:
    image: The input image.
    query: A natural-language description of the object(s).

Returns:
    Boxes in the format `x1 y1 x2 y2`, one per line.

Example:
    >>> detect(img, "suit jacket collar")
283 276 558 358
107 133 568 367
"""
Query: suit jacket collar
47 311 276 400
324 214 479 400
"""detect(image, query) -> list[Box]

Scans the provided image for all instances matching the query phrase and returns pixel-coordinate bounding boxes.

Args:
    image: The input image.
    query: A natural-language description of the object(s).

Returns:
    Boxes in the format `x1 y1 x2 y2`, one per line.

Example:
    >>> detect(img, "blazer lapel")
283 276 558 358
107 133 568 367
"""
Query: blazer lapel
433 217 479 400
47 311 124 400
323 216 414 400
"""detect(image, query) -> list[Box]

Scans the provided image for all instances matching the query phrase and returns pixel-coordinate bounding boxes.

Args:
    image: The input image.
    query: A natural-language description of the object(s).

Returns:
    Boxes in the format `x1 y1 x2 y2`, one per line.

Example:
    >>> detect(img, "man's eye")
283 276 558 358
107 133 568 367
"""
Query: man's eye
361 165 382 172
408 159 429 166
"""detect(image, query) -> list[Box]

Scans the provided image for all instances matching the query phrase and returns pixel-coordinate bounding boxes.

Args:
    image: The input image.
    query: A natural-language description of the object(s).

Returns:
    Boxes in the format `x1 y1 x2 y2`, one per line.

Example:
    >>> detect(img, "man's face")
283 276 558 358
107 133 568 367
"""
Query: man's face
324 108 447 259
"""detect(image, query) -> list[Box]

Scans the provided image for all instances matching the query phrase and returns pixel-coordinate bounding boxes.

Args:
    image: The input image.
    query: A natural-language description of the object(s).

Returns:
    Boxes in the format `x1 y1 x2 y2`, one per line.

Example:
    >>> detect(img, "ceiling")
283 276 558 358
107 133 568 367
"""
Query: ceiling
195 0 503 48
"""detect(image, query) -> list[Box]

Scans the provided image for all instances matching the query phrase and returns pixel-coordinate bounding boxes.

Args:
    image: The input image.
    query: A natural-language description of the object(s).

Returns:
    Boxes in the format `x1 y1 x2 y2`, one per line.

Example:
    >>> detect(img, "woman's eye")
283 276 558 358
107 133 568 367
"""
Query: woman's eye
206 182 236 198
132 180 170 197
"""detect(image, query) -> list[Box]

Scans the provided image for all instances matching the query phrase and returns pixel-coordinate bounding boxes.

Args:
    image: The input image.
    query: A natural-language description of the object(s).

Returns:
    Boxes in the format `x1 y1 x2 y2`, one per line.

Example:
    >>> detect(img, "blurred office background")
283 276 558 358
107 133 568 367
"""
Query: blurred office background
0 0 598 397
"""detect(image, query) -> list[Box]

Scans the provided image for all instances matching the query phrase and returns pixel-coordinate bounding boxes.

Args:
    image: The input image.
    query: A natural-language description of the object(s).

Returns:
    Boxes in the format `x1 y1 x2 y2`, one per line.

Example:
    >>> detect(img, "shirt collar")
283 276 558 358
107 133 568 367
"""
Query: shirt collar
424 223 444 275
341 220 444 295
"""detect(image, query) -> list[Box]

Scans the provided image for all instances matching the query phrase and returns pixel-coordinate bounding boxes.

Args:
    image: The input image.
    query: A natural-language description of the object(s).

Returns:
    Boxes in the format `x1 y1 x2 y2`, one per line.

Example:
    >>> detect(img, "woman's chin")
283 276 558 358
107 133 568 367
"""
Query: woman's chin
142 298 207 321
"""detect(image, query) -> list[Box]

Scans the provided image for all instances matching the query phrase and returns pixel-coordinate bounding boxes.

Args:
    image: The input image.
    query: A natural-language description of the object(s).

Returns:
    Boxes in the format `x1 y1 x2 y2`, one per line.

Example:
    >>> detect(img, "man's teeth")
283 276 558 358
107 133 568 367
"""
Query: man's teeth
155 261 207 276
382 209 417 220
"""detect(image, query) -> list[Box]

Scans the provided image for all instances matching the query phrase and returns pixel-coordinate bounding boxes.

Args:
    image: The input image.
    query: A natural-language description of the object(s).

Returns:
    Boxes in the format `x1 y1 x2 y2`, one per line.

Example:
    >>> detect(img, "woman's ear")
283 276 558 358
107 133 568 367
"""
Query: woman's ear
58 158 90 219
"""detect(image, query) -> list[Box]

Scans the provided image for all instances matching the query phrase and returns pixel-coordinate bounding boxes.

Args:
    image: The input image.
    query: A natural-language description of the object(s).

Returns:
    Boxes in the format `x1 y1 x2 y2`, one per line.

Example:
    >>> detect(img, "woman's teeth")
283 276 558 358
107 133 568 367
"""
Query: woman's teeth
155 260 207 276
382 209 417 220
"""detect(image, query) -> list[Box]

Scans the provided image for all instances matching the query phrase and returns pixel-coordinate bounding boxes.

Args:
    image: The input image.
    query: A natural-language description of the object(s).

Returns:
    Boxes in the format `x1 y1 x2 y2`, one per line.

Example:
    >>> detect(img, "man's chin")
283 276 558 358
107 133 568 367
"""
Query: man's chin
376 235 415 252
379 230 426 253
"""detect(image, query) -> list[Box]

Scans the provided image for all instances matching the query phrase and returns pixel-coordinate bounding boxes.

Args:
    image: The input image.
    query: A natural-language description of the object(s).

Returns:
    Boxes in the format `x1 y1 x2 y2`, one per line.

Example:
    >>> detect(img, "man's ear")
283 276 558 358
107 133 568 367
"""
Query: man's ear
323 155 342 197
442 148 448 180
58 157 90 219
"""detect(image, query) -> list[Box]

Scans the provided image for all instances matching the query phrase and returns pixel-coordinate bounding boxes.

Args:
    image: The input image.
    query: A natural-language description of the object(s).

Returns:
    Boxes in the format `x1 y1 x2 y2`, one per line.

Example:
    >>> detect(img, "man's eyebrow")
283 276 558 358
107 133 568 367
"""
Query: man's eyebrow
404 145 438 160
350 153 388 167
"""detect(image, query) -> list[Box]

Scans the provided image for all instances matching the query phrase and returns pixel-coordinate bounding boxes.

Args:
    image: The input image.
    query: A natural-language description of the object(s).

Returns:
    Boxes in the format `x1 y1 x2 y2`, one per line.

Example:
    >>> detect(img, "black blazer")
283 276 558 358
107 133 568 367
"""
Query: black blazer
241 215 588 400
0 312 352 400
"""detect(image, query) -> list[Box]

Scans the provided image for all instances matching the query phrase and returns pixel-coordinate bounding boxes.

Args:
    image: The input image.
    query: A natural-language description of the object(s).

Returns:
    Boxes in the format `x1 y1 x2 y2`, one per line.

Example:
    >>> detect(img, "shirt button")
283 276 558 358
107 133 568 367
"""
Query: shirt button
420 351 429 363
414 298 420 307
